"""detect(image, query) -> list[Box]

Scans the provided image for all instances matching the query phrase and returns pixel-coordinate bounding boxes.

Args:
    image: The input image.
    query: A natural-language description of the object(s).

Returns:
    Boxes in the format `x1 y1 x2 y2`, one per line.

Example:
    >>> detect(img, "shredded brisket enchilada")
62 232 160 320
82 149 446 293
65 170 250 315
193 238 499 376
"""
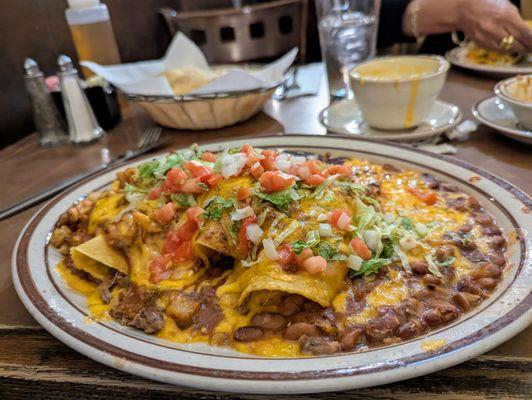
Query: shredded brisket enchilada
50 144 507 357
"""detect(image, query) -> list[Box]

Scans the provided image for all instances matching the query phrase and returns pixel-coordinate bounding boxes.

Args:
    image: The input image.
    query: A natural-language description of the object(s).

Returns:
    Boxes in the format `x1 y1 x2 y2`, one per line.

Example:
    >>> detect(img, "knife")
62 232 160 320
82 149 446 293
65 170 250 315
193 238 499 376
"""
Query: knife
0 140 166 221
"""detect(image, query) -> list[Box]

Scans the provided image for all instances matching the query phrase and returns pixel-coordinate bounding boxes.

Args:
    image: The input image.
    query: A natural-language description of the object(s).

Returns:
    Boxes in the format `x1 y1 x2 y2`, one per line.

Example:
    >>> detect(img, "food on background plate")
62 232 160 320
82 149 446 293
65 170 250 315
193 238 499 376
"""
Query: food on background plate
504 74 532 102
465 43 524 66
50 144 508 357
162 66 217 94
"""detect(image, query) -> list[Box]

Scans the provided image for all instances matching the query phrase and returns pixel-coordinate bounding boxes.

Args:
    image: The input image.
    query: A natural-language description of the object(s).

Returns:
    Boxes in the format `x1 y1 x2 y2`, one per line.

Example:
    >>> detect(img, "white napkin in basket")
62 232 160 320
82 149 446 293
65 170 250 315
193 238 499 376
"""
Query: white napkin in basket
81 33 298 96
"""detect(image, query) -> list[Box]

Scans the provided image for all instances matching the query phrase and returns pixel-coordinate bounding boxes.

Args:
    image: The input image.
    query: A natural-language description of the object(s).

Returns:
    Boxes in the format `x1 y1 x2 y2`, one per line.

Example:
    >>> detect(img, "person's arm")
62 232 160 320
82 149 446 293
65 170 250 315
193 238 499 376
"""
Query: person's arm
402 0 532 53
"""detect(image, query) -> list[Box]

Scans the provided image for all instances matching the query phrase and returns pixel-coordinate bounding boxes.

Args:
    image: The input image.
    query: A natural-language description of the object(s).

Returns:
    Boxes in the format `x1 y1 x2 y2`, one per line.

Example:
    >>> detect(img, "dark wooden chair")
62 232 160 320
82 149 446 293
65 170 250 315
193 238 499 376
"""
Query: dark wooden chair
160 0 307 63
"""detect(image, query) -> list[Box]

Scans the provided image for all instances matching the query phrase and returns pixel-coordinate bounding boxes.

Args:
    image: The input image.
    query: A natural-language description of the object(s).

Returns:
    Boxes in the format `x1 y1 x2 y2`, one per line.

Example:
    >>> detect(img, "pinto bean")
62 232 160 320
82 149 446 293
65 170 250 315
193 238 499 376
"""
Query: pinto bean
285 323 321 340
422 173 441 189
425 274 442 286
383 163 399 172
490 236 506 250
339 329 362 351
457 224 473 234
467 196 481 211
278 294 305 316
423 309 442 326
234 326 264 342
488 253 506 267
456 238 477 251
474 263 501 279
365 314 400 342
441 183 459 192
453 292 471 311
461 249 485 263
396 319 426 339
482 226 502 236
474 214 493 226
411 260 429 274
448 197 467 211
435 245 455 262
476 277 497 289
251 313 287 330
457 276 483 296
299 336 341 355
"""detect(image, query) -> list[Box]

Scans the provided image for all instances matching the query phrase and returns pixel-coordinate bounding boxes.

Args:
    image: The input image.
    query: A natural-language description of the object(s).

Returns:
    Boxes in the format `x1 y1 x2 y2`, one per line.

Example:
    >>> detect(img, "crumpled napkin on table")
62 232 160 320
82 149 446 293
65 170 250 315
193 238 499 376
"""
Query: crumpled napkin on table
285 63 323 99
81 33 298 96
414 120 479 154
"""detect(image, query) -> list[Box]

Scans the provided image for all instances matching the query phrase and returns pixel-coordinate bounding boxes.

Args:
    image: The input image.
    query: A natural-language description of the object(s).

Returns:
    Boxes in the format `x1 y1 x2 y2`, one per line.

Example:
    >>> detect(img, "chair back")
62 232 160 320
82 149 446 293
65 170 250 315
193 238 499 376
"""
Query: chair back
160 0 307 63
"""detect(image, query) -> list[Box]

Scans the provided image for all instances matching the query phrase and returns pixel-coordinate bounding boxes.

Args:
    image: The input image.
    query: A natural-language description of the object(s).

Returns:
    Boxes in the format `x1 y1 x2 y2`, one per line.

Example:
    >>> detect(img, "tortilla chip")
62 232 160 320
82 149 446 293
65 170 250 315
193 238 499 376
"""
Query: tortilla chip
71 235 129 279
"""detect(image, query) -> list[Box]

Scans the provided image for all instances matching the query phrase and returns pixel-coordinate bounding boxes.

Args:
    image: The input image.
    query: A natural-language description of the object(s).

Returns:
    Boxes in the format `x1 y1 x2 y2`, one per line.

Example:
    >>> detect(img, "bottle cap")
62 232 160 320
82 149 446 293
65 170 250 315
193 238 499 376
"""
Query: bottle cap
67 0 100 9
24 58 43 77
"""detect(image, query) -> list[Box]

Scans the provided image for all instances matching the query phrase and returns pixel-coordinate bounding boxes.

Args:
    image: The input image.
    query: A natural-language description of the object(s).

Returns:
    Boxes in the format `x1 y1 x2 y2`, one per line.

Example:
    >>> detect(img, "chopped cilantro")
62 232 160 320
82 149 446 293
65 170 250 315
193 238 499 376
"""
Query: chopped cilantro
349 258 390 278
317 241 346 261
171 193 196 207
291 230 320 254
291 240 308 255
202 196 235 221
401 217 414 230
252 187 300 213
381 238 395 258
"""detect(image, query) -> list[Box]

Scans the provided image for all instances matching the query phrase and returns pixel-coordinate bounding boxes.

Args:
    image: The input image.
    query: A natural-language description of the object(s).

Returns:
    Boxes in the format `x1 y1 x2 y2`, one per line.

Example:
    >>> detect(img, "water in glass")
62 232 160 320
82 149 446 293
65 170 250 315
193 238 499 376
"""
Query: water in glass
318 11 377 99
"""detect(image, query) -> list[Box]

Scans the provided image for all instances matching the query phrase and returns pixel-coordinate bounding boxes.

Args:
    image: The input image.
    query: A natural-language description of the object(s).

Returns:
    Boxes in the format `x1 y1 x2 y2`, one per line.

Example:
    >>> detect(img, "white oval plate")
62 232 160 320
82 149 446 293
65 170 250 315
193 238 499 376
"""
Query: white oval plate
446 47 532 77
472 96 532 145
319 100 461 142
13 135 531 394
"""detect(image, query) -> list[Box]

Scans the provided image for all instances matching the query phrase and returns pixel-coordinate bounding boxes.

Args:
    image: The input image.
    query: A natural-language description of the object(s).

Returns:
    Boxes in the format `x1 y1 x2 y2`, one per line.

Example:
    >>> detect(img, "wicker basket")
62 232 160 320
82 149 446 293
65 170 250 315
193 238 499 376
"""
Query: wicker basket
124 86 277 130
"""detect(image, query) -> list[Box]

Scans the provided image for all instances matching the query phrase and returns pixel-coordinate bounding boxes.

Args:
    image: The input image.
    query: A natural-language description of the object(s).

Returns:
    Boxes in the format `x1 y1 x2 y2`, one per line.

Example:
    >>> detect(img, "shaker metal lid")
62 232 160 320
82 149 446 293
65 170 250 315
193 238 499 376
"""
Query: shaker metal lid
24 58 43 77
57 55 75 73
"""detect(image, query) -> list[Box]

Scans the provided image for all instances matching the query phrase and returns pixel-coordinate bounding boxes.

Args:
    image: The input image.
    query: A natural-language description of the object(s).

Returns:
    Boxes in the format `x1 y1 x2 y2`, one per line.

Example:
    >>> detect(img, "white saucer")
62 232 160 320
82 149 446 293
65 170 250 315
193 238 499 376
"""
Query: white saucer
472 96 532 145
319 99 462 141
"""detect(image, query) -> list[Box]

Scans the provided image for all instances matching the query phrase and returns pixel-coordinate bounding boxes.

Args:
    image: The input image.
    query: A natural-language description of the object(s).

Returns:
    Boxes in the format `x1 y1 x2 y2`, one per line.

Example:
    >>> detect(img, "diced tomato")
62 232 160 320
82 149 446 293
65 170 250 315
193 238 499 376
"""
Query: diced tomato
171 240 195 263
407 187 438 205
206 173 222 188
186 206 204 223
260 150 278 171
162 231 181 254
148 187 162 200
329 208 352 229
176 220 197 241
184 161 212 182
238 215 257 255
350 237 372 260
180 178 206 194
304 174 325 186
161 178 181 193
154 202 176 224
259 171 295 193
303 160 322 175
277 243 295 266
250 162 265 178
149 254 172 283
301 256 327 274
167 168 187 185
201 152 217 162
292 165 311 179
321 164 353 178
236 187 251 201
241 144 254 154
294 247 313 265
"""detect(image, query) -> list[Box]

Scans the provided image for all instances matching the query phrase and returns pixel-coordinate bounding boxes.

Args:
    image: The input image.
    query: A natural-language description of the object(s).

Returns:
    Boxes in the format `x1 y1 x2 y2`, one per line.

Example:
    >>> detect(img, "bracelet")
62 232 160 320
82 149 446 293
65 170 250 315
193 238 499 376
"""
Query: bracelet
451 31 468 47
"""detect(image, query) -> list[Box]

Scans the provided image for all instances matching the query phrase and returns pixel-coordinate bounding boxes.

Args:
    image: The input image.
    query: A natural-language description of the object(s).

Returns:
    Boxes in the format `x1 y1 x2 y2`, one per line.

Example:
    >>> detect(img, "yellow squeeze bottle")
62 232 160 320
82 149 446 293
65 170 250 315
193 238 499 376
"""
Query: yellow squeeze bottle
65 0 121 78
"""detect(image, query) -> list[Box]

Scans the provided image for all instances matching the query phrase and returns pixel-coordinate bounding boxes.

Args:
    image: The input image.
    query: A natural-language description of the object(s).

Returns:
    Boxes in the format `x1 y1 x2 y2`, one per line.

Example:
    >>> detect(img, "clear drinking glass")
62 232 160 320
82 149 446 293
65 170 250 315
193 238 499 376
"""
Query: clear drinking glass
315 0 380 99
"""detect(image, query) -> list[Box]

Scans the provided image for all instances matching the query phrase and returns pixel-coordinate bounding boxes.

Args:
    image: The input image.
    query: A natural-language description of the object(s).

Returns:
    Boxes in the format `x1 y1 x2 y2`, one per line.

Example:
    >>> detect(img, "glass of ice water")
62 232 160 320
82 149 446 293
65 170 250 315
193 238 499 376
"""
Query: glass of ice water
316 0 380 100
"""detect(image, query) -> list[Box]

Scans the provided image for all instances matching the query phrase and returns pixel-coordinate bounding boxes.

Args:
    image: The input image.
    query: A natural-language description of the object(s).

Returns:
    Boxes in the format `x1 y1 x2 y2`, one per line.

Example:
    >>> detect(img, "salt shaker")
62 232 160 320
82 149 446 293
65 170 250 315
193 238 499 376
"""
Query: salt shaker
57 55 104 144
23 58 68 147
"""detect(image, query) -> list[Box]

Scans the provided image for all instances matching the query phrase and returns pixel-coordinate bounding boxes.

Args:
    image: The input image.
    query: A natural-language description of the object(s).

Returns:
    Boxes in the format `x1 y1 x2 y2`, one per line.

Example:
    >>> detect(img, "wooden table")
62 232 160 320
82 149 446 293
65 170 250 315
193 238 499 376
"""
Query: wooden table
0 67 530 399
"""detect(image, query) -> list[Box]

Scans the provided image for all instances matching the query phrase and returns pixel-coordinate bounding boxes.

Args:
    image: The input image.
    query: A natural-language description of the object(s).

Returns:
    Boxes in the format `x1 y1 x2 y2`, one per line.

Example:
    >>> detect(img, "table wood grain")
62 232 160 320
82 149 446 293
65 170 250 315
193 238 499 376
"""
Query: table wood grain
0 67 530 399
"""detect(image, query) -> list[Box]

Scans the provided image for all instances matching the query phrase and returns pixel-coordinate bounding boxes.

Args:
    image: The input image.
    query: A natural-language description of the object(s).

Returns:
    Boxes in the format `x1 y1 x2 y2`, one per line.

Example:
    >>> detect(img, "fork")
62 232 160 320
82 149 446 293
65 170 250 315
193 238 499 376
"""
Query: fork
0 126 164 221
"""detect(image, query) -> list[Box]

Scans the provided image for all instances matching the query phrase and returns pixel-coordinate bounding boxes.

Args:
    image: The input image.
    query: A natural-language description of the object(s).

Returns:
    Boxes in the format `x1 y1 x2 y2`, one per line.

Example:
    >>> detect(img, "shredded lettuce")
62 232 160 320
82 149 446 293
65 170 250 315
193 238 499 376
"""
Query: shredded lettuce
202 196 235 221
253 187 301 213
349 257 390 277
171 193 196 207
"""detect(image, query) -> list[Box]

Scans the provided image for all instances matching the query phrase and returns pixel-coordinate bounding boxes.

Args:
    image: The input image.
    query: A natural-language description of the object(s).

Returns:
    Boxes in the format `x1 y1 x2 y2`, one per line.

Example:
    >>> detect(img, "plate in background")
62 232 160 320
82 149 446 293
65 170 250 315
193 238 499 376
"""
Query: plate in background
446 47 532 77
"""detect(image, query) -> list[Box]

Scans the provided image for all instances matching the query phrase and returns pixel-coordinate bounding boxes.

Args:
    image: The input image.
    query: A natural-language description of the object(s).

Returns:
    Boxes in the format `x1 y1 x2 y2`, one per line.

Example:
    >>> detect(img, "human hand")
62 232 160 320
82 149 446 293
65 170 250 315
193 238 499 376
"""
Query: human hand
457 0 532 53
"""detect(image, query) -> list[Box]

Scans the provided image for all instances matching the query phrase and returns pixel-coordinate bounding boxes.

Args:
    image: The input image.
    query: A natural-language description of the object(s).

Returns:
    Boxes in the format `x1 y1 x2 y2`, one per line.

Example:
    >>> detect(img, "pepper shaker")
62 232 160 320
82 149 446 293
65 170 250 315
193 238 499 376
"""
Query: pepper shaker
57 55 104 144
23 58 68 147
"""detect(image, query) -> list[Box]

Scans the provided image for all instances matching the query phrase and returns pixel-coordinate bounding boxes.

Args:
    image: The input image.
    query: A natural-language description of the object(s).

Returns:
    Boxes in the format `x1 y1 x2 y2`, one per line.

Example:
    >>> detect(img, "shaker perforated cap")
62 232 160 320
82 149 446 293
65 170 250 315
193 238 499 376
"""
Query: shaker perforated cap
57 55 75 72
24 58 42 76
